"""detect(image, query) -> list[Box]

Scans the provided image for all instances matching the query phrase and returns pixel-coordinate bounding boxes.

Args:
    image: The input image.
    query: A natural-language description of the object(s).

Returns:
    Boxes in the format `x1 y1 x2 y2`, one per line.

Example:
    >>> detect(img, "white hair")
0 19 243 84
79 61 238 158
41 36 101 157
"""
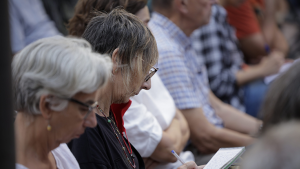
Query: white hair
12 36 112 115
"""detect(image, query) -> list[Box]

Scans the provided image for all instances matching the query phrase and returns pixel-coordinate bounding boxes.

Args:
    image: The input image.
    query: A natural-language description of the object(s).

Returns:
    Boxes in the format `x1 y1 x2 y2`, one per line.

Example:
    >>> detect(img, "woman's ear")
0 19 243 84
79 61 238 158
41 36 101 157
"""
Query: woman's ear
39 95 53 120
111 48 119 75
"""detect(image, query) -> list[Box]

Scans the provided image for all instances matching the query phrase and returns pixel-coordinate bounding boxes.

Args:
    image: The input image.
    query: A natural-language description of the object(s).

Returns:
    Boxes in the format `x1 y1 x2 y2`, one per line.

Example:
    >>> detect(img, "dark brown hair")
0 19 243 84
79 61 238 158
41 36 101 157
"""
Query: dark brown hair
261 61 300 132
68 0 147 37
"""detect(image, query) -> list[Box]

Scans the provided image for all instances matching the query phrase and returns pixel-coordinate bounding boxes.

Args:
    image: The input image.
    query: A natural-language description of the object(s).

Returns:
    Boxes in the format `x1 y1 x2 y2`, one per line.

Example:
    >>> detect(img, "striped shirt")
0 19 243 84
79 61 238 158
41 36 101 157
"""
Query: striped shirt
148 12 223 127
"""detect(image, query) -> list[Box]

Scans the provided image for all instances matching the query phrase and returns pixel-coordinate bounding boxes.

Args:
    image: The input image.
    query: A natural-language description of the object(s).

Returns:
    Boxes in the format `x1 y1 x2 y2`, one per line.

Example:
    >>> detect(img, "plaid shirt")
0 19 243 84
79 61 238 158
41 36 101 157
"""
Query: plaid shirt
192 5 245 112
148 12 223 127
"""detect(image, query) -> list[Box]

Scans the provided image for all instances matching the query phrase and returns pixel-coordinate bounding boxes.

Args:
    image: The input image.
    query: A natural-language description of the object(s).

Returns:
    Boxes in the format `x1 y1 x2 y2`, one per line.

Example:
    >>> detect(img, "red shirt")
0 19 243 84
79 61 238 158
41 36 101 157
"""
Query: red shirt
225 0 264 39
110 100 132 134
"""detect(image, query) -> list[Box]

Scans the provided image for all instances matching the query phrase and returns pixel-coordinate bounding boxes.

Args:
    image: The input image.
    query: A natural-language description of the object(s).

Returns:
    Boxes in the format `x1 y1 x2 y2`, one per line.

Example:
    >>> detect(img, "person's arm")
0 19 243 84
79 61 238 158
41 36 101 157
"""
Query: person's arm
144 112 190 167
270 26 289 56
149 109 190 162
240 28 288 64
209 91 262 135
174 109 190 152
125 100 181 163
240 0 288 64
259 0 277 45
239 33 268 64
260 0 289 55
150 118 182 162
181 107 254 154
236 51 284 85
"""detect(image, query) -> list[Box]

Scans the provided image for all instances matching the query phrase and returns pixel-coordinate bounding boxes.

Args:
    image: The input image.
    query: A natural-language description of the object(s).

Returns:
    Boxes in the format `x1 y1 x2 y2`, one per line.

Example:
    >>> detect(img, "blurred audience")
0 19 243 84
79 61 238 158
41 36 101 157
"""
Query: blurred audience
149 0 261 165
260 60 300 132
284 0 300 59
192 1 284 117
243 121 300 169
13 36 111 169
41 0 78 35
9 0 60 54
69 1 193 168
225 0 289 64
68 8 159 169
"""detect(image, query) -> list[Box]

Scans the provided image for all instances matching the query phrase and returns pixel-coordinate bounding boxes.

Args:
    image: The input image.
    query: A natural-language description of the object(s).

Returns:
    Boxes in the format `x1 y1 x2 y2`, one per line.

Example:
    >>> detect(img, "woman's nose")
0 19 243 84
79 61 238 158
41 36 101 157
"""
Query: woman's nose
84 110 97 128
141 78 151 90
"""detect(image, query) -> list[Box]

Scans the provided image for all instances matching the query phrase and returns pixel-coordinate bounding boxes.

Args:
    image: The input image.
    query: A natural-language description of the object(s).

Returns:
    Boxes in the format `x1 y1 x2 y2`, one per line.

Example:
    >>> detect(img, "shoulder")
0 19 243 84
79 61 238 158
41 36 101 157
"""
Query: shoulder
68 116 111 164
52 143 80 169
16 164 28 169
148 20 184 59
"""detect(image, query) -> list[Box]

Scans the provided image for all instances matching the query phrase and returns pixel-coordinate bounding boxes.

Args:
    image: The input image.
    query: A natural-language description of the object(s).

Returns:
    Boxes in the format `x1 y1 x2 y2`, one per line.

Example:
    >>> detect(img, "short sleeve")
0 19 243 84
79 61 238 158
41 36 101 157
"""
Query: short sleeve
225 0 261 39
157 51 202 110
124 99 163 157
16 164 28 169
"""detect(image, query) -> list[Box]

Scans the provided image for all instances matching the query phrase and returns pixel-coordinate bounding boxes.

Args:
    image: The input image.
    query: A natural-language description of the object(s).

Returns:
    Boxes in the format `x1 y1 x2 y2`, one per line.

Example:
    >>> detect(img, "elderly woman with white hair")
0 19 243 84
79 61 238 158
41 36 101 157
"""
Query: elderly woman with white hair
13 36 111 169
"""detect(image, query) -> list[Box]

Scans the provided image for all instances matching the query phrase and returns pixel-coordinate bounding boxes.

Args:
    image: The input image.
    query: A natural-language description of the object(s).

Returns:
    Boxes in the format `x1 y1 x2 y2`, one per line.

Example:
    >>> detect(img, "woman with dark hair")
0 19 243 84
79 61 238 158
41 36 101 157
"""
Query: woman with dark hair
260 60 300 132
68 1 204 168
67 8 158 169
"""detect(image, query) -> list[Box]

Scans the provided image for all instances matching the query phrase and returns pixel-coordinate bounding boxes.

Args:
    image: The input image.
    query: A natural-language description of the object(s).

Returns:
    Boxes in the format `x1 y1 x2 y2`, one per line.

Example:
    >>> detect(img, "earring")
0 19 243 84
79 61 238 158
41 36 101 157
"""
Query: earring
47 121 51 131
47 124 51 131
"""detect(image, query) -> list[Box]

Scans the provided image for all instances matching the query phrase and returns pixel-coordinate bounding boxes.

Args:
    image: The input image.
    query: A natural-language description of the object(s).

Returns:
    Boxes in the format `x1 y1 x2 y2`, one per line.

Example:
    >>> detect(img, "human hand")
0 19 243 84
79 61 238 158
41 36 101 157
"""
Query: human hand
143 158 159 169
177 161 206 169
259 51 284 76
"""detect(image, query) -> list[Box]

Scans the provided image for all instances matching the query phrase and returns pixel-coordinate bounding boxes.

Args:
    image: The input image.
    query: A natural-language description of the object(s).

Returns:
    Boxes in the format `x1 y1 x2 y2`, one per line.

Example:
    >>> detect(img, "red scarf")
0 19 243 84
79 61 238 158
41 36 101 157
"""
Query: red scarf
110 100 132 134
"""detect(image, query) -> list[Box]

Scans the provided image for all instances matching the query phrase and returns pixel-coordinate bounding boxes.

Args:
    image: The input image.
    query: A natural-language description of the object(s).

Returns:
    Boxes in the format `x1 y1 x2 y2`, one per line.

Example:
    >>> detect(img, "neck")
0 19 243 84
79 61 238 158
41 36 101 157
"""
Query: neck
217 0 227 7
97 80 114 117
167 12 195 37
15 113 59 167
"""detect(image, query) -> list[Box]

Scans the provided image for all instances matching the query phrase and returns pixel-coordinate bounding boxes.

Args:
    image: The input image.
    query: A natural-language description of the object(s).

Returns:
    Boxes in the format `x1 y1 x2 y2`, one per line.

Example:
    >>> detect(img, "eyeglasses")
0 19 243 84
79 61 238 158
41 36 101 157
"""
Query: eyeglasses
145 66 159 82
65 98 98 119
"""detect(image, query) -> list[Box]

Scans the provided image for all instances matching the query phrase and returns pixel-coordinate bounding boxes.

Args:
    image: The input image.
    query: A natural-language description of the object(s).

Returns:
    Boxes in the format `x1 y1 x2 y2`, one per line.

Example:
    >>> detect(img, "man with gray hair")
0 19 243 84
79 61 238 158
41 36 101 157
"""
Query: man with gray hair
149 0 262 164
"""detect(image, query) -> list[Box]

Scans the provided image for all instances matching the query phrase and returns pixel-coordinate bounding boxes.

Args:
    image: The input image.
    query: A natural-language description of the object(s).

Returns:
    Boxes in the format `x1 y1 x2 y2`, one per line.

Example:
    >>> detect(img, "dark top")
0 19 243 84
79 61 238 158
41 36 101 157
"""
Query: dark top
68 112 144 169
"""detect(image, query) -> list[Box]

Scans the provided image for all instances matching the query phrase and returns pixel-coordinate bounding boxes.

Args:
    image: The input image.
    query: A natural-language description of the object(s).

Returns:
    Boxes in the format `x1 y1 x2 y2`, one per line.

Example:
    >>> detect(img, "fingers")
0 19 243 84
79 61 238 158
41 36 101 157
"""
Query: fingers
270 51 285 63
197 165 206 169
177 161 198 169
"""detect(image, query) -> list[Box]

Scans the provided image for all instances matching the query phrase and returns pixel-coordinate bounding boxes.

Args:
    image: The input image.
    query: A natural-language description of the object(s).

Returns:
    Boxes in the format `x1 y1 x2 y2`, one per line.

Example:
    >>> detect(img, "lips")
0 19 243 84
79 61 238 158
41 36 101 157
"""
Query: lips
75 131 84 138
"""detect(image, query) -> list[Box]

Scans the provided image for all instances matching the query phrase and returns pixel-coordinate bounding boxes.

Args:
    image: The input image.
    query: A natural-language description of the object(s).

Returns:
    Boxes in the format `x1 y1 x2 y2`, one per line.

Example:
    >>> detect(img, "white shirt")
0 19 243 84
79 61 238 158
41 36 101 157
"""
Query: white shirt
124 74 194 169
16 143 79 169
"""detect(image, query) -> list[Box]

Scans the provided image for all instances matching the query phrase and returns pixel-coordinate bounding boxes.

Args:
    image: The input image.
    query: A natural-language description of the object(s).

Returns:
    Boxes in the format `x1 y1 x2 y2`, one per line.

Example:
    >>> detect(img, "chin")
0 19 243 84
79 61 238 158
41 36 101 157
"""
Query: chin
114 98 130 104
123 98 130 103
204 19 211 25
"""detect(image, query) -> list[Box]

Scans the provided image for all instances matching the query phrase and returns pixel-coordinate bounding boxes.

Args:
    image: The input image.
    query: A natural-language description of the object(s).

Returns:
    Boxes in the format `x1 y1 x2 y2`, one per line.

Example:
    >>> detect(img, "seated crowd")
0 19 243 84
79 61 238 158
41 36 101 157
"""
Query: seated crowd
10 0 299 169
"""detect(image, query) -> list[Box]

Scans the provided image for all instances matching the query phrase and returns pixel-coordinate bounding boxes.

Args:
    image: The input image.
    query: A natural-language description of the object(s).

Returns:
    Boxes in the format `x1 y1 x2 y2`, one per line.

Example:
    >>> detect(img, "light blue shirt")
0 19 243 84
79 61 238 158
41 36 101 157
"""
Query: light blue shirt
9 0 60 53
148 12 223 127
